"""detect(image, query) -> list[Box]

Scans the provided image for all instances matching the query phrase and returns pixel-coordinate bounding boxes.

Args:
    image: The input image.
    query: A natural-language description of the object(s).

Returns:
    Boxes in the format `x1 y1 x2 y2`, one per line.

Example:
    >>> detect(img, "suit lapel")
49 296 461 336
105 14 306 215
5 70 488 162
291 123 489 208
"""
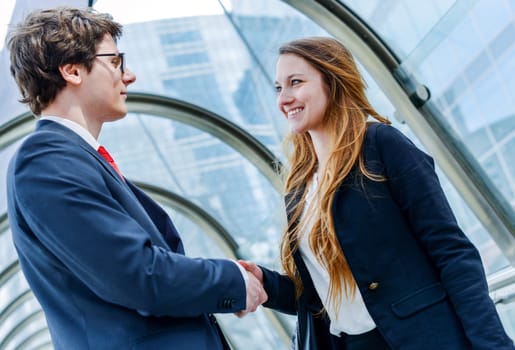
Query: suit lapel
126 182 184 253
36 120 126 185
36 120 184 253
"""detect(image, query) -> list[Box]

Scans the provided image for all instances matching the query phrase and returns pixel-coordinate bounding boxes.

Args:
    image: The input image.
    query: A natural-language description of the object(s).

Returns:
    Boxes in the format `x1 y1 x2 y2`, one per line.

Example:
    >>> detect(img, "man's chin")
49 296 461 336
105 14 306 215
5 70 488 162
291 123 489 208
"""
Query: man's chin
105 112 127 123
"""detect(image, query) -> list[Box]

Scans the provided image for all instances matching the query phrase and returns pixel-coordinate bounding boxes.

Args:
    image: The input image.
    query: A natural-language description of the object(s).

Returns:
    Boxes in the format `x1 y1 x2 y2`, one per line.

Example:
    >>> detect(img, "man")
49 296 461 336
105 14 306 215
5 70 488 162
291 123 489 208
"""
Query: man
6 6 267 350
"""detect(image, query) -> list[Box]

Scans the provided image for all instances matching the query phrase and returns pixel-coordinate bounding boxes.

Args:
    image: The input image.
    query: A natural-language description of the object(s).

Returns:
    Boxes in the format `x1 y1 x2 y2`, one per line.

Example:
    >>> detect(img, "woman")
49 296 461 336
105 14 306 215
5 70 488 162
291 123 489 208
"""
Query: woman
240 37 513 349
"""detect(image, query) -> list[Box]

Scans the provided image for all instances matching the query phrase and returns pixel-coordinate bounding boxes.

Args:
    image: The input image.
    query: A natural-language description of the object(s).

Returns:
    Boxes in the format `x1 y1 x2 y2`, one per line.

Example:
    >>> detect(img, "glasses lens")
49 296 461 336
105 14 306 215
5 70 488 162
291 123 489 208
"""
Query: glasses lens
95 53 125 73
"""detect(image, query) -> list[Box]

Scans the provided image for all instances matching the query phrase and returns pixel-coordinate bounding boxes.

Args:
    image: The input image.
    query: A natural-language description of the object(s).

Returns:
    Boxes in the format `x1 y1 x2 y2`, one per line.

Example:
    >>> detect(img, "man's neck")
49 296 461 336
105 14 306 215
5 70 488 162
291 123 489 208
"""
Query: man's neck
42 104 101 139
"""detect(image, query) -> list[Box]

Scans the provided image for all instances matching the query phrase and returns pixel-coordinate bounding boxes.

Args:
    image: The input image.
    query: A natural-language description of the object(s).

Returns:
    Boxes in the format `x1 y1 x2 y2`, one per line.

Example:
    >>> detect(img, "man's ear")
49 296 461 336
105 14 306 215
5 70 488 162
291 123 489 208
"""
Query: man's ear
58 63 83 85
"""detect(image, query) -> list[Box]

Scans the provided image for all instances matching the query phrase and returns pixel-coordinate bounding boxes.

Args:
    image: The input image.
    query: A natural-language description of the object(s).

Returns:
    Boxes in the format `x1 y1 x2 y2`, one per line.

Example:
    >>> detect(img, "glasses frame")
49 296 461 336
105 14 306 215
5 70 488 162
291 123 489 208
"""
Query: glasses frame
95 52 125 73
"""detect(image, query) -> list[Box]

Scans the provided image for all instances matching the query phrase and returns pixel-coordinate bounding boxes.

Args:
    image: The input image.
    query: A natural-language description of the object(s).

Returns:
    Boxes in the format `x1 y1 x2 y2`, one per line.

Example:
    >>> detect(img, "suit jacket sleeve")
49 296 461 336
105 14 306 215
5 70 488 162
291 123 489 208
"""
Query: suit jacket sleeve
374 124 512 348
11 133 246 317
260 266 297 315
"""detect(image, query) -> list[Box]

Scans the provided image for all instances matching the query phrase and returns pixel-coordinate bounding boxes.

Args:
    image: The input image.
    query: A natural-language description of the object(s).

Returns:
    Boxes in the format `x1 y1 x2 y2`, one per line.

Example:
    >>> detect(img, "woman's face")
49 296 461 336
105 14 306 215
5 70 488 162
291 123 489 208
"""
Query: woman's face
275 53 329 135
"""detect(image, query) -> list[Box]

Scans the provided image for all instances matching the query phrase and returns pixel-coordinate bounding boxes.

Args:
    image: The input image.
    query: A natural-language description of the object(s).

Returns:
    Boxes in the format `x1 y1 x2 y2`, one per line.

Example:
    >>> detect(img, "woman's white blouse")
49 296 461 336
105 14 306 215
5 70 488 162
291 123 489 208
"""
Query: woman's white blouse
298 173 376 336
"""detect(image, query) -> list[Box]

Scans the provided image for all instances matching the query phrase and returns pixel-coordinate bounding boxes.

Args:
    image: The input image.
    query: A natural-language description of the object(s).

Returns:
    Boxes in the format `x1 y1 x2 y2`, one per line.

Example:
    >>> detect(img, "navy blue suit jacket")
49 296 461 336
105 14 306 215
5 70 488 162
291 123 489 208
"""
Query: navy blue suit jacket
261 123 513 349
7 120 246 349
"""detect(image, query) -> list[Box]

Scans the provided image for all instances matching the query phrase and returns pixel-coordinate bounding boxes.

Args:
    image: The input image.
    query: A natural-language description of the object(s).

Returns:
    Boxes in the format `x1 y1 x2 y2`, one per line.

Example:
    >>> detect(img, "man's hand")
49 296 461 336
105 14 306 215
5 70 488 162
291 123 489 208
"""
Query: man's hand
238 260 263 284
235 261 267 318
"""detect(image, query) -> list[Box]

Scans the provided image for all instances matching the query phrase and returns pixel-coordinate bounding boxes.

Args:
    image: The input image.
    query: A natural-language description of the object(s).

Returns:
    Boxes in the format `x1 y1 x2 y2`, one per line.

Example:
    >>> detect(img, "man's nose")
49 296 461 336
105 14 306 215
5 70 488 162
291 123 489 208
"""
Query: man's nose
123 68 136 85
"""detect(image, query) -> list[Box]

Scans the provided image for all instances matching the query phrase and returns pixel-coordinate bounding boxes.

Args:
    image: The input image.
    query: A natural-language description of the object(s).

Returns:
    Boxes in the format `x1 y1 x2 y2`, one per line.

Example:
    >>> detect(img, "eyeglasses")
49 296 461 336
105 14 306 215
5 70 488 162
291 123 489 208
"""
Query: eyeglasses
95 52 125 73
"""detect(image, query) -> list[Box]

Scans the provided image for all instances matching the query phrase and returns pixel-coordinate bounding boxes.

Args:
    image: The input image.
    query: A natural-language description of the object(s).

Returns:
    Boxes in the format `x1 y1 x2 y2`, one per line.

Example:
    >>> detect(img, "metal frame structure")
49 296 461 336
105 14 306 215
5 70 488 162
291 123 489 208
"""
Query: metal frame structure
1 1 514 348
283 0 515 263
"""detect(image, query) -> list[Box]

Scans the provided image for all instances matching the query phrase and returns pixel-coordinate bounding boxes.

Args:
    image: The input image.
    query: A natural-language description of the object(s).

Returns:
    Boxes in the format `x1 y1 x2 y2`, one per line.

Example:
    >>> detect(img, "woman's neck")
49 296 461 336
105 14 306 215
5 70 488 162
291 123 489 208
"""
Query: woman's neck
310 131 331 175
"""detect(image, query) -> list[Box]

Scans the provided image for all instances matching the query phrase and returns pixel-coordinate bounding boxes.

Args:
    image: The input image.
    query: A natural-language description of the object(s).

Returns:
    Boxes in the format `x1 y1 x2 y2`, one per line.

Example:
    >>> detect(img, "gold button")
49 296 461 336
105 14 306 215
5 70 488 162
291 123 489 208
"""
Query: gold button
368 282 380 291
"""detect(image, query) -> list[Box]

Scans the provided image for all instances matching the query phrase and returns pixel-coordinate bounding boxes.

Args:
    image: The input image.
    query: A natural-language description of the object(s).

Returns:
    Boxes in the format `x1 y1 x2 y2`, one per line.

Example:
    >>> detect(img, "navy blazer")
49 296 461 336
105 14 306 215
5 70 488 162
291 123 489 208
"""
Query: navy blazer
261 123 513 349
7 120 246 349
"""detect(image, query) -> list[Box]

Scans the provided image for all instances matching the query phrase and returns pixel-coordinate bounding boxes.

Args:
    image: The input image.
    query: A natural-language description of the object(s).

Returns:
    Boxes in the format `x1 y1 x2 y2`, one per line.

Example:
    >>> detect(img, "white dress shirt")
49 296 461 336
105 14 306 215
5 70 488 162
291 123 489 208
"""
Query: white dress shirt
298 173 376 336
40 116 100 150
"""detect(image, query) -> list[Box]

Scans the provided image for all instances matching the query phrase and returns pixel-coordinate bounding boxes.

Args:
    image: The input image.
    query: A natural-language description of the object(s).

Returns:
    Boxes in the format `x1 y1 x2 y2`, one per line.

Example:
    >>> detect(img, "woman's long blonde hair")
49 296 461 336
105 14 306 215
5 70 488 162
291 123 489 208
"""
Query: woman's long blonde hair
279 37 390 312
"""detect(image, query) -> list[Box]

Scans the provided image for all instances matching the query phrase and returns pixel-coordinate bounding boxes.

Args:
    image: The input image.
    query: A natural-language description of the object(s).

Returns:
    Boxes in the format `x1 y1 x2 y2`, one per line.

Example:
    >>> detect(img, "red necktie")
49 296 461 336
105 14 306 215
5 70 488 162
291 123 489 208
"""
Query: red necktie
97 146 124 179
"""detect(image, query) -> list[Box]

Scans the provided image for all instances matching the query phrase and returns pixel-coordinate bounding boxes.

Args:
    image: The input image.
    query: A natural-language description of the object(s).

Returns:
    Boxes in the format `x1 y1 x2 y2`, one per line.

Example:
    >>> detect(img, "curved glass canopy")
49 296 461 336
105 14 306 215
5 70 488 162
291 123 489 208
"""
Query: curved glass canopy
0 0 514 348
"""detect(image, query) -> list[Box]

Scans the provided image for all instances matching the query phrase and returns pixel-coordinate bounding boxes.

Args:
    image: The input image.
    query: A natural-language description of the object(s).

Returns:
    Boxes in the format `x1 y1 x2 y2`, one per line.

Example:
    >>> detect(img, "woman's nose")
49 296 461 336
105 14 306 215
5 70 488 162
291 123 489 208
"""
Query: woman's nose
277 89 294 108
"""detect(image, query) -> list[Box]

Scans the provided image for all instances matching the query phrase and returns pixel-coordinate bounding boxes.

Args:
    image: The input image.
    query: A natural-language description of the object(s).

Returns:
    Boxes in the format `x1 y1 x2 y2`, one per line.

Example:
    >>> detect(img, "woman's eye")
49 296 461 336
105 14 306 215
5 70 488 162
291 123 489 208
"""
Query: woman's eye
274 85 282 93
291 79 301 85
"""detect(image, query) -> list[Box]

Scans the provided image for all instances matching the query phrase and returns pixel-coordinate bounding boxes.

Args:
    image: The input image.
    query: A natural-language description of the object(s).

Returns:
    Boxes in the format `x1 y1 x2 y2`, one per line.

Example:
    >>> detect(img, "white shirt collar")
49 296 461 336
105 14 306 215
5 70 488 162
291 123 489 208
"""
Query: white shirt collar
40 116 100 150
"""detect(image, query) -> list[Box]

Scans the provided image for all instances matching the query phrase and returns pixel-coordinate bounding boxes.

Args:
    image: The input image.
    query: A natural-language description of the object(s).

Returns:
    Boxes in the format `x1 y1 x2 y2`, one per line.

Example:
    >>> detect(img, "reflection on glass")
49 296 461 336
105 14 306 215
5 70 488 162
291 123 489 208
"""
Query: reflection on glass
100 114 285 270
1 0 513 347
163 209 291 349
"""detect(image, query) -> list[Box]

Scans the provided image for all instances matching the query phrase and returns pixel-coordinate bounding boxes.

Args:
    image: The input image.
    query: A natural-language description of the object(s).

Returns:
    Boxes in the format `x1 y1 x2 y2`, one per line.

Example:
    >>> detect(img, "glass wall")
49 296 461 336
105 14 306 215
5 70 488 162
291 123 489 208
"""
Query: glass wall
0 0 513 348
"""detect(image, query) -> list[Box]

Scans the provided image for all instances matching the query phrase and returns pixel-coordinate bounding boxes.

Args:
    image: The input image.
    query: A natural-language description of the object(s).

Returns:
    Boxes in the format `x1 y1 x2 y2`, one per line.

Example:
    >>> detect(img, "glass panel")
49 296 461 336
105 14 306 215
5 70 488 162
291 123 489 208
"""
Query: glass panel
1 0 513 347
342 0 460 59
332 0 513 271
100 114 284 266
1 309 46 349
343 1 514 214
0 0 16 51
0 273 32 336
95 0 227 22
0 142 22 215
498 301 515 340
159 206 290 349
13 328 52 350
395 0 515 212
0 229 18 267
0 0 86 124
110 15 266 149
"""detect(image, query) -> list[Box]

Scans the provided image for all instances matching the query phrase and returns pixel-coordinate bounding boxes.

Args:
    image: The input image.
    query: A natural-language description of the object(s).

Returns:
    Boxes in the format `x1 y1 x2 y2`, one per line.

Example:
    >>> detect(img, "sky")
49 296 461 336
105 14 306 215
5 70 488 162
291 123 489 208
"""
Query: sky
0 0 231 51
95 0 229 23
0 0 16 50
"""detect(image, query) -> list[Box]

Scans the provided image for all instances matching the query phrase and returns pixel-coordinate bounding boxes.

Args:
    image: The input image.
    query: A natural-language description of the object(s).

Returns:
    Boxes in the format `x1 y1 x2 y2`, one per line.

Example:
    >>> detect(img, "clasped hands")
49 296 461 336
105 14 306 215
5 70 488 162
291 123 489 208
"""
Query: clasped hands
235 260 266 318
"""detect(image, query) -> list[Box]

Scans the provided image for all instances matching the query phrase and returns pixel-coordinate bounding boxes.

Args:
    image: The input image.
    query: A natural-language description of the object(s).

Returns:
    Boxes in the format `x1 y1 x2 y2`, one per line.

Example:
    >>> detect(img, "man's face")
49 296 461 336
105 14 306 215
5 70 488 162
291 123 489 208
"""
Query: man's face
81 34 136 124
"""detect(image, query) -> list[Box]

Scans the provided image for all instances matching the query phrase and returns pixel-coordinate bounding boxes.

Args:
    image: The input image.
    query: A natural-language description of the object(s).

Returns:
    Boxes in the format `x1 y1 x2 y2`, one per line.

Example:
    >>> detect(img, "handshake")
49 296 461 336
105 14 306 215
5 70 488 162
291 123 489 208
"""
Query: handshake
236 260 267 318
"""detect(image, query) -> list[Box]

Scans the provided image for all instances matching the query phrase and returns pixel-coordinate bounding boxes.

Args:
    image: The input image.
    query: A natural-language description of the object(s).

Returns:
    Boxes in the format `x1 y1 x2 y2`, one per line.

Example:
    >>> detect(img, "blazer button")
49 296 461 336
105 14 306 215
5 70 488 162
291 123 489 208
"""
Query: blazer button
218 299 230 309
221 299 235 309
368 282 380 291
